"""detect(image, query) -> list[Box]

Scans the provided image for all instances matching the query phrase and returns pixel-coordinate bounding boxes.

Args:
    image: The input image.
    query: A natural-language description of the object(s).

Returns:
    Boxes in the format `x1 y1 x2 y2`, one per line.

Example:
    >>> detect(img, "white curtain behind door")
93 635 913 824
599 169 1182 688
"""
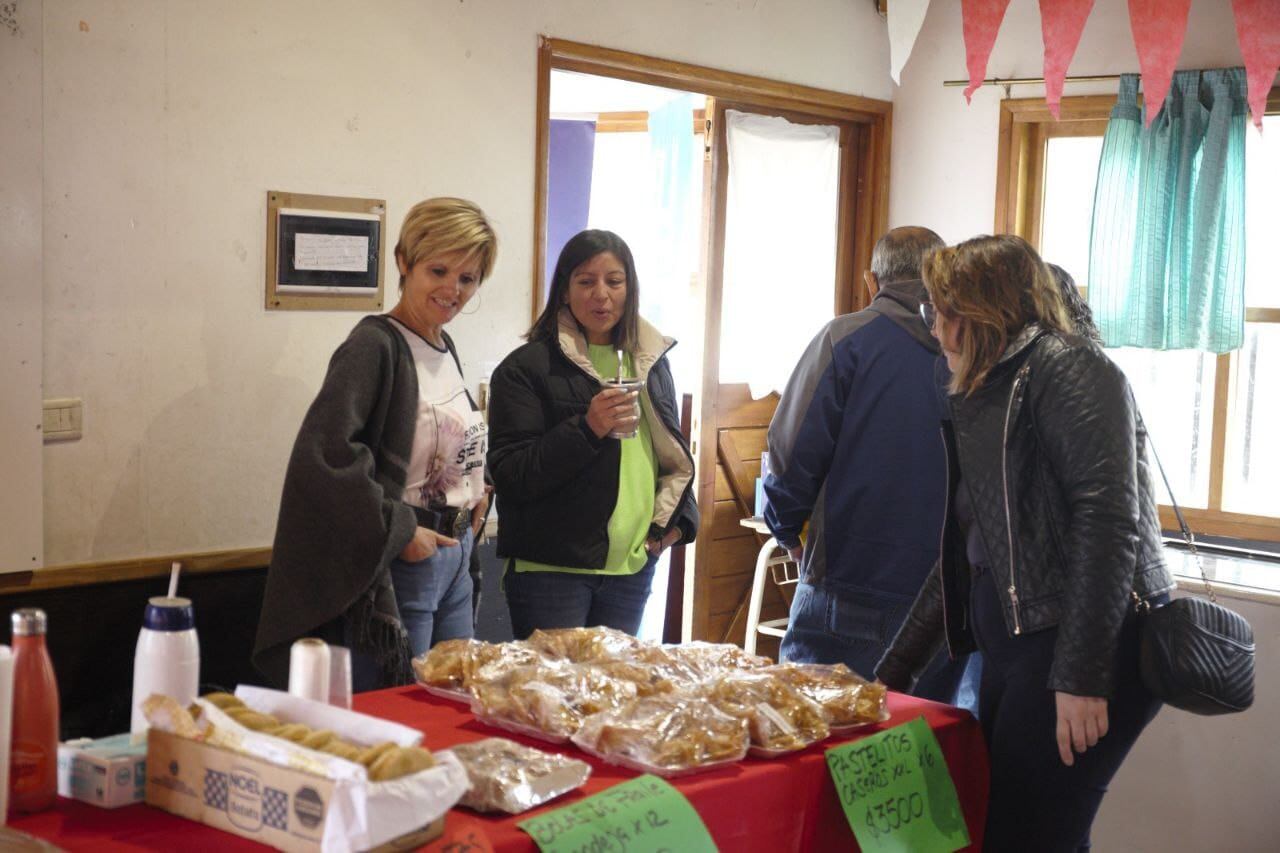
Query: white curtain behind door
719 110 839 399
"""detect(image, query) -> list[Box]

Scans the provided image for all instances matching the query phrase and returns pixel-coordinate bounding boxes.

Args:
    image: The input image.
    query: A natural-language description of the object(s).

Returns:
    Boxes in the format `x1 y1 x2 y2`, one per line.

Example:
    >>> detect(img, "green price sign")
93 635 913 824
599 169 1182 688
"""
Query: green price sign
517 774 716 853
826 716 970 853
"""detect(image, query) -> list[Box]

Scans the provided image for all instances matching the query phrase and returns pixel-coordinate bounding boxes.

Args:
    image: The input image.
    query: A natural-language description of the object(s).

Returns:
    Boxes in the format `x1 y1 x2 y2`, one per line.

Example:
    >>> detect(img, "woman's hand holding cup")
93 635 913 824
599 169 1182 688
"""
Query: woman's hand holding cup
586 385 640 439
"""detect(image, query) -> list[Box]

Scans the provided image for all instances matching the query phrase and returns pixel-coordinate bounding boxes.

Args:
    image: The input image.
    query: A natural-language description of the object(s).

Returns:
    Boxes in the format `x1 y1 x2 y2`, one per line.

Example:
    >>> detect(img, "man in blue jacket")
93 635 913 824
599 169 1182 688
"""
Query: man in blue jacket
763 226 969 703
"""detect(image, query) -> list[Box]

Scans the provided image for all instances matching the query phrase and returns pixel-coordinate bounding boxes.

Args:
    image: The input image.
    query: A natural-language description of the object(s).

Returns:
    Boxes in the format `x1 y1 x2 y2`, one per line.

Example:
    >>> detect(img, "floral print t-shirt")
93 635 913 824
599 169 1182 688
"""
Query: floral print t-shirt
388 317 487 511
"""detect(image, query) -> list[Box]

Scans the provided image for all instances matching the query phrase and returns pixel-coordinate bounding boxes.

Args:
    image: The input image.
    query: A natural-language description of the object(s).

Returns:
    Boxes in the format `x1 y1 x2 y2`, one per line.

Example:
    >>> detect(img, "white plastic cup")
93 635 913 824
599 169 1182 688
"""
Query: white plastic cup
328 646 353 709
130 597 200 734
288 639 331 703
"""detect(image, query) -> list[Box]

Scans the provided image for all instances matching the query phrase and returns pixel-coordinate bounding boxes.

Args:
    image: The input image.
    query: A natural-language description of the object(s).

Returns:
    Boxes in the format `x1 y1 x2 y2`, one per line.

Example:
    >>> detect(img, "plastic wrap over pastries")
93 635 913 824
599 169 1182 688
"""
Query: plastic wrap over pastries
628 641 772 682
702 672 830 752
445 738 591 814
525 626 645 663
470 662 639 739
571 693 750 775
412 638 543 692
762 662 888 726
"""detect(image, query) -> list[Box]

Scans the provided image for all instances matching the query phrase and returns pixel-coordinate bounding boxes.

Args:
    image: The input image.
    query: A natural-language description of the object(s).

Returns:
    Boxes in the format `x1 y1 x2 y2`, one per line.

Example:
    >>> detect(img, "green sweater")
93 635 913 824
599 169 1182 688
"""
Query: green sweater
515 346 658 575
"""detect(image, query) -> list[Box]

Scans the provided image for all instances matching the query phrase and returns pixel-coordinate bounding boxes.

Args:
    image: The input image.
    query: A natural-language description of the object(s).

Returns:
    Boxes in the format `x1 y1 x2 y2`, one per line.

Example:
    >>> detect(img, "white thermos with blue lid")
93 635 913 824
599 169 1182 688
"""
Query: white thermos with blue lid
130 596 200 734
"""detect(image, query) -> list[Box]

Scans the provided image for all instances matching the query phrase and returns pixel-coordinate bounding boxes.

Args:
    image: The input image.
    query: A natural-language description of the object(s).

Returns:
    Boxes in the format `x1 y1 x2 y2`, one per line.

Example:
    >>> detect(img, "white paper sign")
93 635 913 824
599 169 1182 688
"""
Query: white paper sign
294 233 370 272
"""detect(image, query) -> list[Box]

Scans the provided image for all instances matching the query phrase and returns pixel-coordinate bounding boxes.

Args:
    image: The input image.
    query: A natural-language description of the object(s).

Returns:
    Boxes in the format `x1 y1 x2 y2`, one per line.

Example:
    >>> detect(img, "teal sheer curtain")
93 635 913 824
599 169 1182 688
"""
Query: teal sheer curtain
1088 69 1248 352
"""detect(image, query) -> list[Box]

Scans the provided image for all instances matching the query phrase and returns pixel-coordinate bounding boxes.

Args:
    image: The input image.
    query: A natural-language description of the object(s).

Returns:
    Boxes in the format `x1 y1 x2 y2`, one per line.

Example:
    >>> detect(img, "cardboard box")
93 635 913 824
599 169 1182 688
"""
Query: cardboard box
146 729 446 852
57 733 147 808
141 687 467 852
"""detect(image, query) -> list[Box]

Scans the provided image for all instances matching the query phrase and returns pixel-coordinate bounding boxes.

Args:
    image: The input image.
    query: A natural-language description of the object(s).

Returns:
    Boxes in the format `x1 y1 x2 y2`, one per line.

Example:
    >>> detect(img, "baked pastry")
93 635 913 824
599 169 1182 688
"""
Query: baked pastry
571 693 749 773
525 626 645 663
224 707 281 732
148 695 438 782
702 672 829 751
591 659 680 696
471 662 638 738
202 692 244 711
763 663 888 726
629 641 772 682
368 746 436 781
413 638 543 691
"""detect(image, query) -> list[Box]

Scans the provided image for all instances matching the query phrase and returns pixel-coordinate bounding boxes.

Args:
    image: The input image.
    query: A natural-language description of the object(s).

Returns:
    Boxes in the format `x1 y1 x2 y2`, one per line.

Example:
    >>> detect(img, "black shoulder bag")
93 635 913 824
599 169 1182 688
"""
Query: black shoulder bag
1137 439 1256 715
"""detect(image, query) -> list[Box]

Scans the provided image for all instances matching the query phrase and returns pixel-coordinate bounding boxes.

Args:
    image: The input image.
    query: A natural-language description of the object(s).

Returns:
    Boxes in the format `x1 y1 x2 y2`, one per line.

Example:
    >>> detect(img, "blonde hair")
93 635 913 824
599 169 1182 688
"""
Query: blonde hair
394 197 497 288
924 234 1072 396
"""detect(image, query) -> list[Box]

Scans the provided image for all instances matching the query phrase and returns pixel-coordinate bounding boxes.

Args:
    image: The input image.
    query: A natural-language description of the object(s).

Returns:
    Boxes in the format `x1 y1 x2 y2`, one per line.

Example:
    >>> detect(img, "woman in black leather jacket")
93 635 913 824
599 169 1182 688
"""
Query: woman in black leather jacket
875 235 1174 851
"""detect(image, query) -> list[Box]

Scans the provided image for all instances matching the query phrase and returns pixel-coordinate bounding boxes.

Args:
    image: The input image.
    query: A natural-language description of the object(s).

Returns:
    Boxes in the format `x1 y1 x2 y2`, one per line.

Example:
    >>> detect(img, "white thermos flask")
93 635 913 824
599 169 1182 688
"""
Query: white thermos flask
130 596 200 734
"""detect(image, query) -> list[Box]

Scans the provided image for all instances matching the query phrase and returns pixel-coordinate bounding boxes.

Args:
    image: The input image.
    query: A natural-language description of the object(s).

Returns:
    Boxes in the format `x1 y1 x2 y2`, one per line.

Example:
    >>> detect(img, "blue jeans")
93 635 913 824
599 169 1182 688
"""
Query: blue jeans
348 528 476 693
504 555 657 640
781 581 974 708
391 527 476 656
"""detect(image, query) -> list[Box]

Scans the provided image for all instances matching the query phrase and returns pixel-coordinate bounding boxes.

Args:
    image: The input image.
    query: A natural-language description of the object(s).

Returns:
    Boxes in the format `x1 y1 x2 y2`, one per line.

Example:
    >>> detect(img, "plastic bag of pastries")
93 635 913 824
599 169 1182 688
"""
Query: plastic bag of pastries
412 638 543 692
524 626 646 664
702 671 829 753
571 692 750 776
761 662 888 727
443 738 591 814
627 641 772 683
470 661 639 741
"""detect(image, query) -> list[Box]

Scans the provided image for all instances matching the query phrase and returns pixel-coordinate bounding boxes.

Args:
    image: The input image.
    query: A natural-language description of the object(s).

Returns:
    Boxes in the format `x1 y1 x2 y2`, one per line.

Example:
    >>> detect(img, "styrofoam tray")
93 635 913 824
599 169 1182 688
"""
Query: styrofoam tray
472 713 573 745
572 741 746 778
828 708 892 736
415 680 472 705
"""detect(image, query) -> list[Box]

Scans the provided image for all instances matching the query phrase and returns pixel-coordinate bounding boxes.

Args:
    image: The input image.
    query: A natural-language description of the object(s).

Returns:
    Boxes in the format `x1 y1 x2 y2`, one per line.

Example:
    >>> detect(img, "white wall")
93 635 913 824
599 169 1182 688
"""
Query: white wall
1101 588 1280 852
19 0 890 567
888 0 1243 242
889 2 1275 848
0 0 44 571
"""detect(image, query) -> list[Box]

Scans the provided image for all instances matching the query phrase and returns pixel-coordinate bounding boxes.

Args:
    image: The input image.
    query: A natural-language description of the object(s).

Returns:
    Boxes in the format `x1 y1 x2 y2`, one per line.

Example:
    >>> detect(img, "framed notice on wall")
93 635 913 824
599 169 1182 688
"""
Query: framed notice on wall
265 190 387 311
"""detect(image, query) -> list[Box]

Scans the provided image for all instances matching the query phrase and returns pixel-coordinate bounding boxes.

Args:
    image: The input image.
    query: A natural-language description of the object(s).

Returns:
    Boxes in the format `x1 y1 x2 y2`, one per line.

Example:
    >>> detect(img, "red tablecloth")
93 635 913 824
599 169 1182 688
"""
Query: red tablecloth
11 687 987 851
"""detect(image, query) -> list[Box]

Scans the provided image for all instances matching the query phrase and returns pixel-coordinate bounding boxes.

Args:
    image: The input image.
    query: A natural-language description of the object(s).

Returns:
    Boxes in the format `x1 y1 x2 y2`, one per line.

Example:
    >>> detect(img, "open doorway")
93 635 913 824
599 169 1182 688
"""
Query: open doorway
531 38 892 653
543 69 708 641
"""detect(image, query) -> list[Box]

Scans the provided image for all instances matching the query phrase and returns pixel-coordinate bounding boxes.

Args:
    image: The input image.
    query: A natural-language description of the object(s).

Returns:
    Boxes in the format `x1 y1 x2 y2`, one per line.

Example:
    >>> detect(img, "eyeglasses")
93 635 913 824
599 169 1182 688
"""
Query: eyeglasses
919 301 937 330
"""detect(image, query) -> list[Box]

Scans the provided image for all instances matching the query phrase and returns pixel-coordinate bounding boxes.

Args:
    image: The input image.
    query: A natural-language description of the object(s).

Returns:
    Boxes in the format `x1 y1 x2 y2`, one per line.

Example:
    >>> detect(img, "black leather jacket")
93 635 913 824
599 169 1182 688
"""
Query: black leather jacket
876 327 1175 697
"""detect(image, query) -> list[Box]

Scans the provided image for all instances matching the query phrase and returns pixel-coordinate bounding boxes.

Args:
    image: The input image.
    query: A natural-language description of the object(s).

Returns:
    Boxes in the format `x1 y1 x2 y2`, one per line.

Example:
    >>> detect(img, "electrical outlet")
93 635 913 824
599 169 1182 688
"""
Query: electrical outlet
42 398 83 442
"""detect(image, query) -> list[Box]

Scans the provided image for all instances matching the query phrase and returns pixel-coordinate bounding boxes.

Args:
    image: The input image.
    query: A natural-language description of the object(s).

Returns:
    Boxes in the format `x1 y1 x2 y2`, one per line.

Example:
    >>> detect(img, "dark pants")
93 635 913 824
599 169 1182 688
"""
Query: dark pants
504 556 657 639
970 567 1161 852
781 581 976 708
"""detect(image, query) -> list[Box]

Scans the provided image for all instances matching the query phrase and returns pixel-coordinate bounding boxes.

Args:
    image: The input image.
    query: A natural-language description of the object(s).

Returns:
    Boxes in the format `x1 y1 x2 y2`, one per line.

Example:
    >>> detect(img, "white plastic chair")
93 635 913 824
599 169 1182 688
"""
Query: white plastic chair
743 537 800 655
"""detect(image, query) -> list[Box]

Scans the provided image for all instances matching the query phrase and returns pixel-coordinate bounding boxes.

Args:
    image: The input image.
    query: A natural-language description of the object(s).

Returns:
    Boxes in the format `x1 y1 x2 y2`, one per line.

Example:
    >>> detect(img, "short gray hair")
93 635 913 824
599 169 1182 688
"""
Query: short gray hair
870 226 945 284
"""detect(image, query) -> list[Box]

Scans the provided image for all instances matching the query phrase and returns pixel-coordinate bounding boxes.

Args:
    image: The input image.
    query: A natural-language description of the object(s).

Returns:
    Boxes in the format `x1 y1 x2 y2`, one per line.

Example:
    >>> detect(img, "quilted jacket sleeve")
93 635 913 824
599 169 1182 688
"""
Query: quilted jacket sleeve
1032 344 1141 697
875 564 948 692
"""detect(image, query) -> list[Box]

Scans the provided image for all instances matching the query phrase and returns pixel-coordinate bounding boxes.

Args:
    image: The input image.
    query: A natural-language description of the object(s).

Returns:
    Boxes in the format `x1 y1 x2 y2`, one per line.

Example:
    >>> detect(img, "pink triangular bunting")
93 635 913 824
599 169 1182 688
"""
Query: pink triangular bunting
1128 0 1192 127
962 0 1013 102
1231 0 1280 130
1041 0 1096 119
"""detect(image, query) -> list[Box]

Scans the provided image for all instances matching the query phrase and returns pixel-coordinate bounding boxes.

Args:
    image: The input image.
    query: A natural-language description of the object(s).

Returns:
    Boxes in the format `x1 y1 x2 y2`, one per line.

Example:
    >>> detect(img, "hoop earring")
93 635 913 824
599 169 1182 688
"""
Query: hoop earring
461 291 482 315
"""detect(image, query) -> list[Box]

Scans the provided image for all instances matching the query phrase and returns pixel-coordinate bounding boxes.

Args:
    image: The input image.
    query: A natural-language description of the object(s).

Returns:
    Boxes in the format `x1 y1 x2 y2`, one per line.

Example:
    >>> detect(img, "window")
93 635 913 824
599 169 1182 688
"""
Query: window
996 93 1280 543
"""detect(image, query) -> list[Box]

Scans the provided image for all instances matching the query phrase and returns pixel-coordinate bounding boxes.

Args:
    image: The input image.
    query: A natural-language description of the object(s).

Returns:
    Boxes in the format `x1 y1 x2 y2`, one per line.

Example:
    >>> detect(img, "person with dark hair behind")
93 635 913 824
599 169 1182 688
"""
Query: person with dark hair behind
1047 263 1103 344
487 230 698 638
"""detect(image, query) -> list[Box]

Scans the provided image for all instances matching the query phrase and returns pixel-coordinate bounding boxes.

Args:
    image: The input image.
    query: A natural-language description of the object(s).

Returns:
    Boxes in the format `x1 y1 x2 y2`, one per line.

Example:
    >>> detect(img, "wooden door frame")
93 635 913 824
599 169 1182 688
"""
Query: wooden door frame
531 36 893 641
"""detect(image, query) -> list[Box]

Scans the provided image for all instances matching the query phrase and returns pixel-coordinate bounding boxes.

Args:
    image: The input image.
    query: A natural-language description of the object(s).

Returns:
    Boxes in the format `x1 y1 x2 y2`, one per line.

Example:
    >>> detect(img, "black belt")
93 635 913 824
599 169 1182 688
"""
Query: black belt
411 504 470 539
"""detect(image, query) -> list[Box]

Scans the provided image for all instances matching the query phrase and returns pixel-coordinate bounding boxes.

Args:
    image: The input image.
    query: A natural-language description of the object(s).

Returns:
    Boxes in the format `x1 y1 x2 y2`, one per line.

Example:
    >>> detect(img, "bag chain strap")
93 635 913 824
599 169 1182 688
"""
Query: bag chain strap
1143 418 1217 606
